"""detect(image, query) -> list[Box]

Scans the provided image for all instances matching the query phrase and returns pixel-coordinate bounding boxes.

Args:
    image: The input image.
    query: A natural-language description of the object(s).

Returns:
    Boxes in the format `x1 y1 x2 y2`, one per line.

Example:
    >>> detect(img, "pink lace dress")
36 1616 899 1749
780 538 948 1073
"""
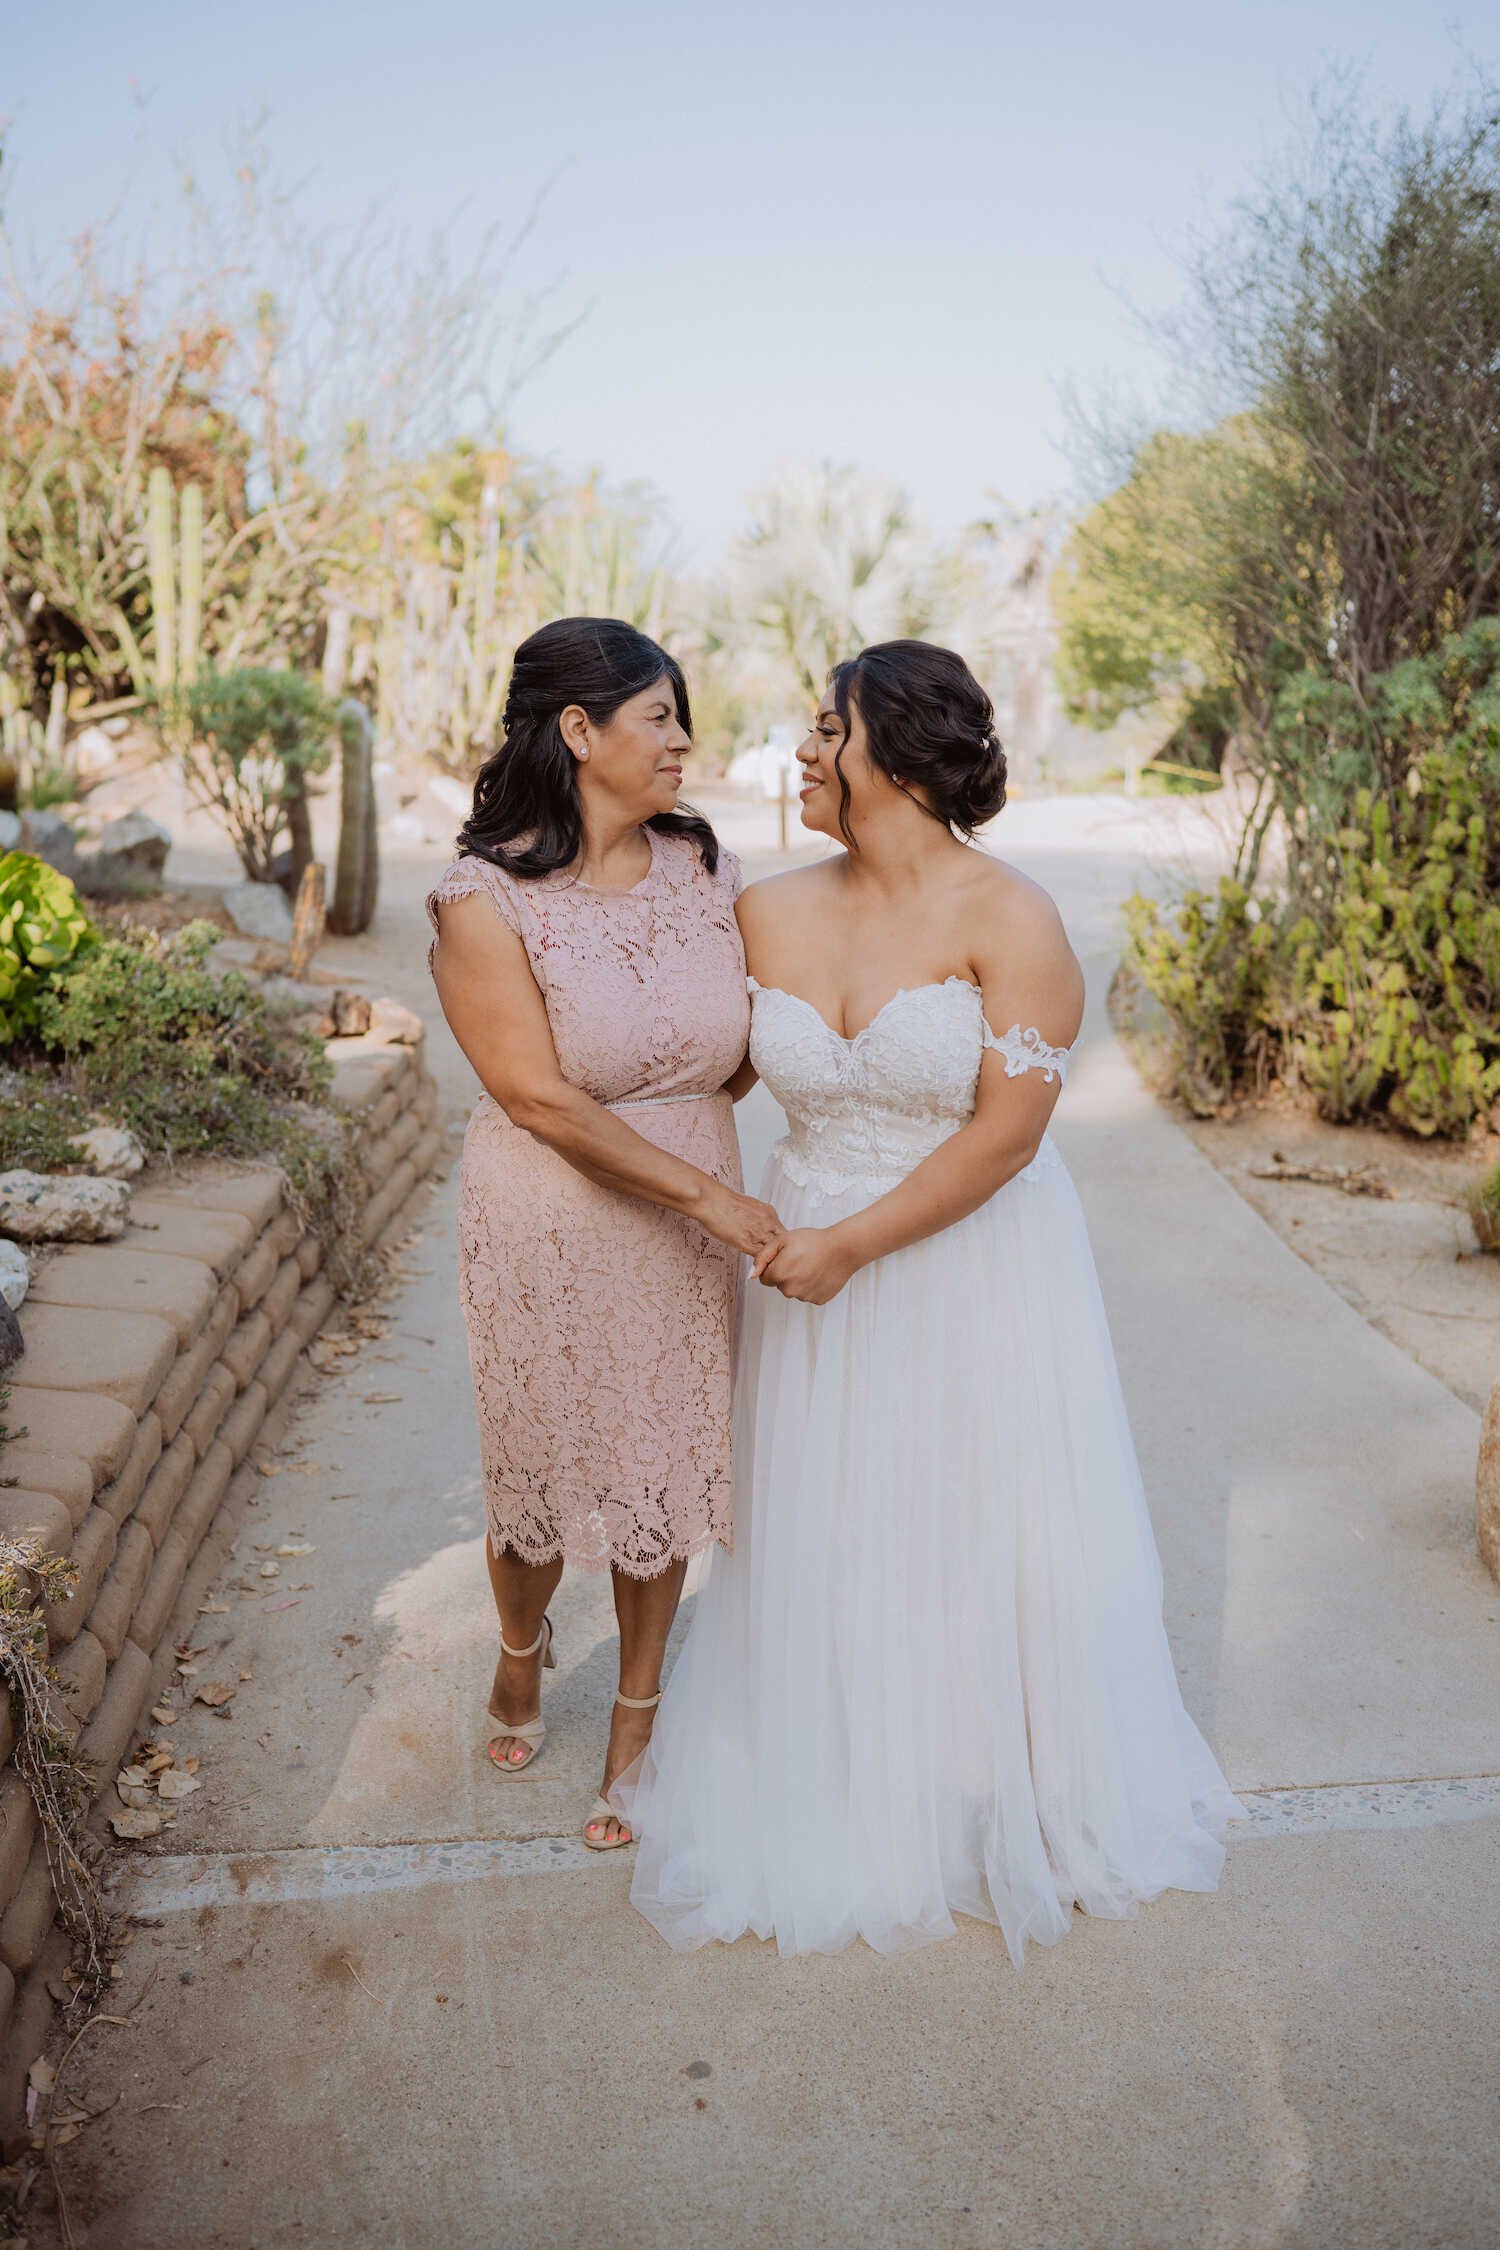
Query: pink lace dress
425 828 749 1577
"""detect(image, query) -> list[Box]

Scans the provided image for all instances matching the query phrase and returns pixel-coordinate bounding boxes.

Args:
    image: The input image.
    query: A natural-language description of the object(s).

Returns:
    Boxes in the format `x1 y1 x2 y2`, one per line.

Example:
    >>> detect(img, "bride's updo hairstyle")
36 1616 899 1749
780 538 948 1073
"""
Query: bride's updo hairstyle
457 615 719 878
827 639 1007 845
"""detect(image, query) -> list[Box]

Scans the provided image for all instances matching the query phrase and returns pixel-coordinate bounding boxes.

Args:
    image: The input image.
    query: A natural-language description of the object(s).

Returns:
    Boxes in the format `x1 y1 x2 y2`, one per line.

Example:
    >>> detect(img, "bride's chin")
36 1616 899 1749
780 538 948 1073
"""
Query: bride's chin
799 793 833 835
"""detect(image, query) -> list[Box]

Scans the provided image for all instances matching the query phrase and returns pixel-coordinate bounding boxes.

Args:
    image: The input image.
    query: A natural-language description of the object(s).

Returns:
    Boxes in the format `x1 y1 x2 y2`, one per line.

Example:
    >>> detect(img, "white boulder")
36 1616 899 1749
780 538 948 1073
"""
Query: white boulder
0 1239 30 1310
0 1170 131 1242
69 1125 146 1179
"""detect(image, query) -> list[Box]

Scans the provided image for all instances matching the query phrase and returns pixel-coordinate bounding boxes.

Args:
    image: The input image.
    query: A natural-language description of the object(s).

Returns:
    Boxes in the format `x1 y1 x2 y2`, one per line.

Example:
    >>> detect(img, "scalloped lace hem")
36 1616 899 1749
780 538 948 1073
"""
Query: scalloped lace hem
485 1517 733 1580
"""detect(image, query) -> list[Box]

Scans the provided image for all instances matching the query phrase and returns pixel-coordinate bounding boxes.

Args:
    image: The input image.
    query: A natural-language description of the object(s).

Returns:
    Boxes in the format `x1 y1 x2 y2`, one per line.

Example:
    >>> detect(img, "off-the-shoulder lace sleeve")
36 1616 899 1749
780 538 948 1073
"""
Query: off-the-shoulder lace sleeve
981 1020 1072 1085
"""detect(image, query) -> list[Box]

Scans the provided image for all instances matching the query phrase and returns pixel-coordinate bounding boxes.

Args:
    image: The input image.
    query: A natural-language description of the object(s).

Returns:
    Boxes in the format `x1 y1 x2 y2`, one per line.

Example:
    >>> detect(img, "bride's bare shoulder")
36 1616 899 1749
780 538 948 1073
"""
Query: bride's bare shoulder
737 860 841 934
959 850 1068 944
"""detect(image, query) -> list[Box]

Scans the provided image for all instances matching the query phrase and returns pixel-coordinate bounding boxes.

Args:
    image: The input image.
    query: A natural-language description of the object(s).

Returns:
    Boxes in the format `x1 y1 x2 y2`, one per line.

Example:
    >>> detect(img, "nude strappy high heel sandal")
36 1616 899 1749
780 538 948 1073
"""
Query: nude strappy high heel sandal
486 1615 557 1775
583 1687 662 1850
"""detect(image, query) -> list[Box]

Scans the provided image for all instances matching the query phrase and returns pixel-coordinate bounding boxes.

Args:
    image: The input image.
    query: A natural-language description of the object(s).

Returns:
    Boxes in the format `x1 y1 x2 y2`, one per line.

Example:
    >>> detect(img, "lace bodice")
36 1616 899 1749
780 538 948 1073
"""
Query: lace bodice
748 975 1071 1198
426 830 748 1104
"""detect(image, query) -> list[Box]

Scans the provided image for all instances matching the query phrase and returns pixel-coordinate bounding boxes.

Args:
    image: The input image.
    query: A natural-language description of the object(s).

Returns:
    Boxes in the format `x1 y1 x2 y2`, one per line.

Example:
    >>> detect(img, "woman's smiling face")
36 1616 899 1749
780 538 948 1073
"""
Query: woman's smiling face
795 688 873 839
571 672 693 820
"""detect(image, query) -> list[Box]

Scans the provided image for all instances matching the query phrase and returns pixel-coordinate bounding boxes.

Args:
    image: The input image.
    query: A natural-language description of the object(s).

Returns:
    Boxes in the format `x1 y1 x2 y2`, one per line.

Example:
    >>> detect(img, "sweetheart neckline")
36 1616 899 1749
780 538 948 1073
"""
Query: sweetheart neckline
747 974 981 1047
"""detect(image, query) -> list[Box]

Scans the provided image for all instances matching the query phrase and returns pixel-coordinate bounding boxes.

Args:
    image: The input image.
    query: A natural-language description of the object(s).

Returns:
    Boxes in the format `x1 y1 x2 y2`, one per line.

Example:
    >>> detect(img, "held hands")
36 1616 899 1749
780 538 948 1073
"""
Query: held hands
700 1183 787 1261
751 1226 860 1305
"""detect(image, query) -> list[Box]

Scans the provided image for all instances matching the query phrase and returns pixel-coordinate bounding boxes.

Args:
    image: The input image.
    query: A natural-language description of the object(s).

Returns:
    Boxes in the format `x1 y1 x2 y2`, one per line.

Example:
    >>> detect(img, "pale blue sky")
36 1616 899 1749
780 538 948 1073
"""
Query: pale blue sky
2 2 1491 561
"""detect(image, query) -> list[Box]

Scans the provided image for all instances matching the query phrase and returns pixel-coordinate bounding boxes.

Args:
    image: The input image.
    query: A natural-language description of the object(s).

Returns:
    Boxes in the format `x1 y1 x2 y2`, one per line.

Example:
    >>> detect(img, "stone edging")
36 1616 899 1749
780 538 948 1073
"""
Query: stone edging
0 1027 444 2119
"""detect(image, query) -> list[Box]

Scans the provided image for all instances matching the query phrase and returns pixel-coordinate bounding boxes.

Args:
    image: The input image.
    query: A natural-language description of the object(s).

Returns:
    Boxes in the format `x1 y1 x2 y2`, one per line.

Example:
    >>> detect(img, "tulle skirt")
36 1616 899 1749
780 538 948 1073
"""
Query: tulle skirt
616 1139 1244 1960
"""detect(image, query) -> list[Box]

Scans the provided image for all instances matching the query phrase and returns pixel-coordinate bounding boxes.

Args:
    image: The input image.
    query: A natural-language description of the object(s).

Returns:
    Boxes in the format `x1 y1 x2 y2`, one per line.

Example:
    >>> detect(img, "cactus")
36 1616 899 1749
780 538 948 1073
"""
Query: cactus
178 483 204 687
329 698 379 935
147 470 205 693
147 466 177 691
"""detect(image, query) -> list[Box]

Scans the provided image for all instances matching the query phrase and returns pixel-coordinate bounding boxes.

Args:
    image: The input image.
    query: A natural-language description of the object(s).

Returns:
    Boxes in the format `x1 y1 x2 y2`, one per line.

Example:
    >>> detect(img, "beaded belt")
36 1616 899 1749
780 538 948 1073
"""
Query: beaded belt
607 1089 723 1111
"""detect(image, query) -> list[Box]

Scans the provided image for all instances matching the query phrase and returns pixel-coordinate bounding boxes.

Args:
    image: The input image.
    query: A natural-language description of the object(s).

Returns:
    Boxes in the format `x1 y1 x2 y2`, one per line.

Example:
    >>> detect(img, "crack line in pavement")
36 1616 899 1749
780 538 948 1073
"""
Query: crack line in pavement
108 1773 1500 1915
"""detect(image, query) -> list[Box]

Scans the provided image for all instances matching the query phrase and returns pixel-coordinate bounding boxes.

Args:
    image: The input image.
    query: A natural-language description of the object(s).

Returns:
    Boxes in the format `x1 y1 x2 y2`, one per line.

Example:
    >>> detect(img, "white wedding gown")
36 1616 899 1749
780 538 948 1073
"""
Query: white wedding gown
617 975 1243 1960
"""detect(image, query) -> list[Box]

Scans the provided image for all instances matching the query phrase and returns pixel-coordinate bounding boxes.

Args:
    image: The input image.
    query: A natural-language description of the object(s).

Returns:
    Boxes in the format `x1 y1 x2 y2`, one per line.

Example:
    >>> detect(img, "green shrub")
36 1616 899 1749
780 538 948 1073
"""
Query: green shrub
0 1068 94 1170
0 852 96 1044
37 920 331 1157
1124 878 1283 1114
33 921 368 1286
1125 631 1500 1139
1470 1161 1500 1253
170 667 335 883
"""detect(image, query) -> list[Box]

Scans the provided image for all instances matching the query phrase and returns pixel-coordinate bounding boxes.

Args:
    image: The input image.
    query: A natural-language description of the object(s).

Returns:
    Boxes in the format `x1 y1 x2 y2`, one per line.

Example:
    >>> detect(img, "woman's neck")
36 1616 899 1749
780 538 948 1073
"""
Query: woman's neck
838 802 965 900
573 802 651 888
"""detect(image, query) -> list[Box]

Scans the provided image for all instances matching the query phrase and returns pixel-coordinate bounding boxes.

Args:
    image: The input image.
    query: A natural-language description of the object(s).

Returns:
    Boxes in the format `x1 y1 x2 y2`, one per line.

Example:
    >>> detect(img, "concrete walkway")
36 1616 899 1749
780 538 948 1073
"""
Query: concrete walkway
72 802 1500 2250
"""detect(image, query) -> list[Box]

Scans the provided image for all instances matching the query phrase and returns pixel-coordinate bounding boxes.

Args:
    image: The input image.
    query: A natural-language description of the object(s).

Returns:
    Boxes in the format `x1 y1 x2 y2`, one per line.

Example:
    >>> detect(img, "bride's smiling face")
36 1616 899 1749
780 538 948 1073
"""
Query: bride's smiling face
796 690 874 839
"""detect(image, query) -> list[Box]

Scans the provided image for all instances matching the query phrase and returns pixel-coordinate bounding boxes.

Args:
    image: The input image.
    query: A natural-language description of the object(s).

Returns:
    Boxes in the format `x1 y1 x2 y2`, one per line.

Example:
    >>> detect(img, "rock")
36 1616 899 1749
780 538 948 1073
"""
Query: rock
369 996 424 1046
0 1171 131 1243
92 809 171 881
0 1299 21 1373
224 881 293 945
1479 1378 1500 1584
71 725 123 778
331 991 372 1037
0 810 20 852
17 808 81 882
0 1241 29 1310
68 1125 146 1180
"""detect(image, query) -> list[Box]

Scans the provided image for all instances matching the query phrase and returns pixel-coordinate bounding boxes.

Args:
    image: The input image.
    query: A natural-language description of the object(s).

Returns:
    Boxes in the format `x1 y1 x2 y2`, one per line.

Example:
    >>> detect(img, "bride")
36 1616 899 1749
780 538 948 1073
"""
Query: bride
616 639 1242 1959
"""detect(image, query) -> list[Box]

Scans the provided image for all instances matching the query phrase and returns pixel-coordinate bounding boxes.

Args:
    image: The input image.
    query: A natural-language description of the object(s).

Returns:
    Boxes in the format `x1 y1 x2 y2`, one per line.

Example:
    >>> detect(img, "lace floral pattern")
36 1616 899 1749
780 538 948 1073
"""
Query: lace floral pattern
748 976 1072 1199
426 833 749 1576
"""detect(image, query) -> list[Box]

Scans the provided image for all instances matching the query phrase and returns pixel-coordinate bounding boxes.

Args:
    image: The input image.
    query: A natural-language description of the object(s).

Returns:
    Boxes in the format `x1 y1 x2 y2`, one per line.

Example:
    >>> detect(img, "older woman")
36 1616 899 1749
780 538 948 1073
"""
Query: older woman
426 617 779 1848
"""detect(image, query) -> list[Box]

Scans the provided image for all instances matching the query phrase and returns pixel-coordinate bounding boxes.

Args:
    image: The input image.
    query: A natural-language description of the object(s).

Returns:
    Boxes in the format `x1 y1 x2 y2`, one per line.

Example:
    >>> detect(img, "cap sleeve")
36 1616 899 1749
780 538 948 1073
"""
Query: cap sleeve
425 856 527 966
717 845 745 903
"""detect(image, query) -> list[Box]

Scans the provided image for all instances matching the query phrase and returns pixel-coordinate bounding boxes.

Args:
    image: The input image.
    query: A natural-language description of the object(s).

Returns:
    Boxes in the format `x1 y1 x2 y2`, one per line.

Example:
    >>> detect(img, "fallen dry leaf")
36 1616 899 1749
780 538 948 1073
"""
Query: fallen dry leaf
278 1543 316 1556
259 1562 280 1579
156 1770 201 1801
117 1766 150 1790
198 1601 231 1615
150 1706 177 1726
363 1392 401 1405
29 2058 55 2096
110 1807 164 1840
144 1754 174 1777
193 1681 237 1708
116 1782 155 1812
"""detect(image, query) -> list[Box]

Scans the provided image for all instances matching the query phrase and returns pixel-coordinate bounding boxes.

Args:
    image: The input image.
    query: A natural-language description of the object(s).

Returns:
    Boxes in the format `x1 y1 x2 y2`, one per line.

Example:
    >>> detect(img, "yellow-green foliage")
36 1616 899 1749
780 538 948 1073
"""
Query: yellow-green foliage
0 851 96 1044
1128 739 1500 1137
1125 879 1282 1115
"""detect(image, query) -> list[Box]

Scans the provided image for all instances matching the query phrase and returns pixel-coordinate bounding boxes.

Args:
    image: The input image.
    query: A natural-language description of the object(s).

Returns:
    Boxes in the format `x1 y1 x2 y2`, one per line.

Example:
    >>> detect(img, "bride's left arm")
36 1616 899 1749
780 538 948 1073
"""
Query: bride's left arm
755 891 1084 1304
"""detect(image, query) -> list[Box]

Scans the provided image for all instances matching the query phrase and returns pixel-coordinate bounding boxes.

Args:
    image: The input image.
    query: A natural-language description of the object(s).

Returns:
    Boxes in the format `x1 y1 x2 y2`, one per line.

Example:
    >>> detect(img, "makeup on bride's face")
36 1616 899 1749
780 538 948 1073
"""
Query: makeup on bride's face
796 698 845 833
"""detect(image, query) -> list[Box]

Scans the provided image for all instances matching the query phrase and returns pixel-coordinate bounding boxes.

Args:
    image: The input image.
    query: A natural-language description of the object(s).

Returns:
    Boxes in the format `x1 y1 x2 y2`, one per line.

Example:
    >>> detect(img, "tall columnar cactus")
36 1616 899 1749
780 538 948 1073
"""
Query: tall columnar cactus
329 699 379 935
146 469 205 693
178 483 204 688
147 467 177 693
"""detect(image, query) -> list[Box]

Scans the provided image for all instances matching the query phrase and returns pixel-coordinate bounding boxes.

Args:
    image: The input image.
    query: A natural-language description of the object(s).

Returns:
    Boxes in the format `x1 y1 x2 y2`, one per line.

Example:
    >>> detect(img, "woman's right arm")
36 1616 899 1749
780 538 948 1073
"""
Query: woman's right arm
431 892 784 1259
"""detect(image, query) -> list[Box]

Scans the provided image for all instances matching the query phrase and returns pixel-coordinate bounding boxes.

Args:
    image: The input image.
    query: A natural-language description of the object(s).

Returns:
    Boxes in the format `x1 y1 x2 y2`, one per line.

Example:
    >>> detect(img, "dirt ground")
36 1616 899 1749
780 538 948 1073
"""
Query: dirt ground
1111 973 1500 1416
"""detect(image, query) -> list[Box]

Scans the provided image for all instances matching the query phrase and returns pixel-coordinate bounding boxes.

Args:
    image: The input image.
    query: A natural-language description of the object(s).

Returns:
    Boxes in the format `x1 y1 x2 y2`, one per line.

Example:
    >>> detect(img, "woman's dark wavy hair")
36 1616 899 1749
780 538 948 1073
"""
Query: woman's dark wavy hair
457 616 718 877
826 639 1007 845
